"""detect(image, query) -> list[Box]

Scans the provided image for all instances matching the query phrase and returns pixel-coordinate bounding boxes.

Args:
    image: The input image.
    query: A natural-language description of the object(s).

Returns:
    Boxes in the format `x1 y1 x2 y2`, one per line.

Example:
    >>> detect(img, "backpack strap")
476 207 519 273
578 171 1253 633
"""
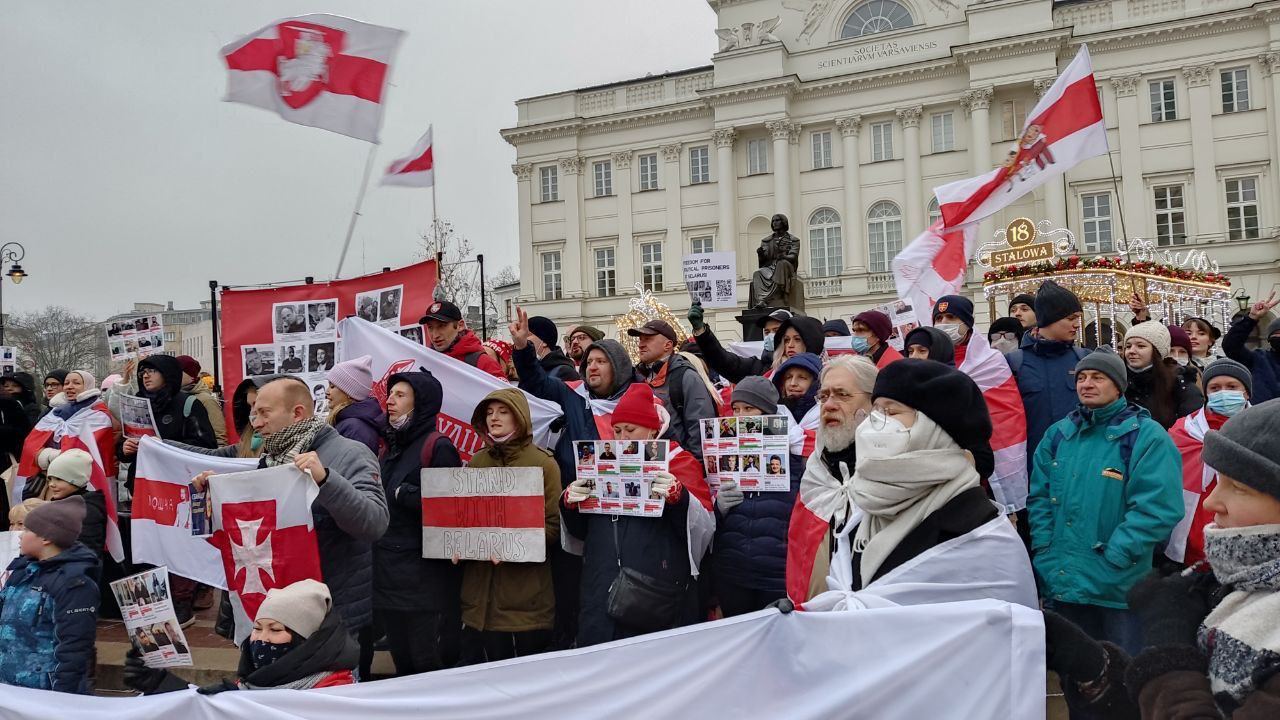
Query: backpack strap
463 351 484 367
183 395 196 419
419 430 443 469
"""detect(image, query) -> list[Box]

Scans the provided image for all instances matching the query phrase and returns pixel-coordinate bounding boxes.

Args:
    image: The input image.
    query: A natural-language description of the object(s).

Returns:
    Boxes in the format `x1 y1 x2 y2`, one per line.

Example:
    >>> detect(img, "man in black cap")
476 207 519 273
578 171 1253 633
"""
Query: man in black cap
419 300 506 380
526 316 579 382
1009 293 1037 329
687 304 793 383
628 319 717 460
931 295 976 364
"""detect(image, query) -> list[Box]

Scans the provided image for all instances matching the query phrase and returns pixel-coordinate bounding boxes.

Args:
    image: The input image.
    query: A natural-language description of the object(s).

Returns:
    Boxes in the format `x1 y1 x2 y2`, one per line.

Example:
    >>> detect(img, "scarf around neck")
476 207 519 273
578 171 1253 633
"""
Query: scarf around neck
261 416 325 467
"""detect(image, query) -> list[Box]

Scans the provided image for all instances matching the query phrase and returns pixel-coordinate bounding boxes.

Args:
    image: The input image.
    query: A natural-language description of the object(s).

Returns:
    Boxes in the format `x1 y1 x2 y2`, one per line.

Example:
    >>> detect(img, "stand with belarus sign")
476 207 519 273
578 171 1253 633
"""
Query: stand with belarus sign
421 467 547 563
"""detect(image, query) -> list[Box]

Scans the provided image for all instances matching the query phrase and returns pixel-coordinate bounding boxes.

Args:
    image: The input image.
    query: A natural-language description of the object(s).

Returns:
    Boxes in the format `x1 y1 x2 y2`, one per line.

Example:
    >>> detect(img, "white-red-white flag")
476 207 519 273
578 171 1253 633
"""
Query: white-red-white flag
381 126 435 187
934 44 1107 229
957 333 1029 513
208 465 322 643
131 437 258 589
891 220 978 328
16 403 123 562
220 15 404 143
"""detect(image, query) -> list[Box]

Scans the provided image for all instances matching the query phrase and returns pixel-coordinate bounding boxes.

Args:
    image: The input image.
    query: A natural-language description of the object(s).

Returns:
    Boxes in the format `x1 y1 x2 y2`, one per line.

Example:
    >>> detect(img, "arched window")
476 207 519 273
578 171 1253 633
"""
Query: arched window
809 208 843 278
927 198 941 228
867 201 903 273
840 0 915 39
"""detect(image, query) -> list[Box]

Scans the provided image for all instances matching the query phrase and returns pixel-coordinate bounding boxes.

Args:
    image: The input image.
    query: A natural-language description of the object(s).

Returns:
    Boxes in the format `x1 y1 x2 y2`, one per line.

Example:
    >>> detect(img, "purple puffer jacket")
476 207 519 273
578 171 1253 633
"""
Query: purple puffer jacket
333 397 384 456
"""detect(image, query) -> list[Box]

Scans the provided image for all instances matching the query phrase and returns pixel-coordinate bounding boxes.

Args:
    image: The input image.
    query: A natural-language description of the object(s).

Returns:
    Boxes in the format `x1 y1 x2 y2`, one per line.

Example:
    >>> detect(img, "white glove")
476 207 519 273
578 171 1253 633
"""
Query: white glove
716 479 744 514
649 470 678 501
565 477 593 505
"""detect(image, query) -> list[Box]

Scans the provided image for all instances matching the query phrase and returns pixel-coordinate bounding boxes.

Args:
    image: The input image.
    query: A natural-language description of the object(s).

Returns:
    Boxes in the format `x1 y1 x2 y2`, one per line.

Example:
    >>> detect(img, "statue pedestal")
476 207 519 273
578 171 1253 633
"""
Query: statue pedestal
736 306 786 342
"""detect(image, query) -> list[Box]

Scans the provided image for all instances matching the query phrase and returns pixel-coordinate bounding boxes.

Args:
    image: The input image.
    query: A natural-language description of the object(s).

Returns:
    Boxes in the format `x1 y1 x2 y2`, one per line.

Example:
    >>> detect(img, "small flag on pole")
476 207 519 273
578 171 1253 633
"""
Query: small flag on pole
381 126 435 187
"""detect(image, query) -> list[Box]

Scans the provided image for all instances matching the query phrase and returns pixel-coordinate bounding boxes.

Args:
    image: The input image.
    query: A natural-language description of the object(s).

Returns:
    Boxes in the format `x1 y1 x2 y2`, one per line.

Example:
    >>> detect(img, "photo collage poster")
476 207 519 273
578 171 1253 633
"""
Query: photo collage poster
354 284 404 330
244 298 344 414
119 394 160 439
700 415 791 492
0 346 16 376
875 300 920 352
106 314 166 361
573 439 670 518
109 567 193 668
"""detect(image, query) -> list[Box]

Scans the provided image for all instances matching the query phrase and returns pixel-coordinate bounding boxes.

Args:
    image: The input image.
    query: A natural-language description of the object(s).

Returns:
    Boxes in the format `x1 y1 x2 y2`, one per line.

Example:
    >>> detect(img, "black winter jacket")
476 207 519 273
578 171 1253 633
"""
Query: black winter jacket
121 354 218 486
712 454 803 596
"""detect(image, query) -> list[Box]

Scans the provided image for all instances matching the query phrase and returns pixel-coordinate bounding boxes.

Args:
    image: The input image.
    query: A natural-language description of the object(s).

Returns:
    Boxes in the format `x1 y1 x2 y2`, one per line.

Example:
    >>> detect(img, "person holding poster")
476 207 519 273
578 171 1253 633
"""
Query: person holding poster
458 388 560 663
712 377 804 616
561 383 714 646
374 370 462 676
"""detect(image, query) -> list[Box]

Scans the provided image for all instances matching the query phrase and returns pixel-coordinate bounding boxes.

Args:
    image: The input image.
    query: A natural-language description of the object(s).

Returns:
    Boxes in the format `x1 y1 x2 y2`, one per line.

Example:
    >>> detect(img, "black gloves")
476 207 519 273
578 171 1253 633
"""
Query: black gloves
1043 611 1107 682
766 597 795 614
123 647 183 695
1127 571 1211 649
197 679 240 695
687 302 705 334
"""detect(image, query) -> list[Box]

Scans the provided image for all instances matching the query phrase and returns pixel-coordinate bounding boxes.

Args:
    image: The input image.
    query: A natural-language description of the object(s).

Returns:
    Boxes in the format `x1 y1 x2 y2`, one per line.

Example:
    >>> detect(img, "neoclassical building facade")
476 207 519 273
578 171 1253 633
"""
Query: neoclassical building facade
502 0 1280 340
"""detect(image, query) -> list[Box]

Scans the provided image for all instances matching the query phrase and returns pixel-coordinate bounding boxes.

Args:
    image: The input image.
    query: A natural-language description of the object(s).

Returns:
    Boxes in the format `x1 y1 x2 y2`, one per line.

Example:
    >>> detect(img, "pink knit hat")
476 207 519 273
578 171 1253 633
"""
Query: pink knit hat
327 355 374 401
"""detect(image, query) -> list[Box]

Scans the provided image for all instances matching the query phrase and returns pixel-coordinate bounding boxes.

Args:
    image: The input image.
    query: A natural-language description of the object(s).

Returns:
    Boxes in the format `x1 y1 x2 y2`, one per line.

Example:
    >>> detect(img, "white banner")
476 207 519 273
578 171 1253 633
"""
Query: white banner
0 600 1045 718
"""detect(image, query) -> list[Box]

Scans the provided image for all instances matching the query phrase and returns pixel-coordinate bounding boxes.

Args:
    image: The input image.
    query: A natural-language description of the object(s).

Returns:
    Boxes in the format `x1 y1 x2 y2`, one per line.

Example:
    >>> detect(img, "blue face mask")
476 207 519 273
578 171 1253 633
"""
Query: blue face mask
850 336 871 354
762 332 775 353
1207 390 1248 417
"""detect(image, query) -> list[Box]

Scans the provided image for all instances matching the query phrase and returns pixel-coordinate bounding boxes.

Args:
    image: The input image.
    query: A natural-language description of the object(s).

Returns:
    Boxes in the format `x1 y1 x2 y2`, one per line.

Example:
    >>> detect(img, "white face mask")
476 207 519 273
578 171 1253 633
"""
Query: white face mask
1173 355 1190 367
991 337 1019 353
937 323 965 345
855 411 911 460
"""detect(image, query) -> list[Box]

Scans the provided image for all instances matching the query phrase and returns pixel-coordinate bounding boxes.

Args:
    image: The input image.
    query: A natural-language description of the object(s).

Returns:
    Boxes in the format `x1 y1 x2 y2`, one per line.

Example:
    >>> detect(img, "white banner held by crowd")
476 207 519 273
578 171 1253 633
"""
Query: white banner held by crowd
421 467 547 563
682 252 737 308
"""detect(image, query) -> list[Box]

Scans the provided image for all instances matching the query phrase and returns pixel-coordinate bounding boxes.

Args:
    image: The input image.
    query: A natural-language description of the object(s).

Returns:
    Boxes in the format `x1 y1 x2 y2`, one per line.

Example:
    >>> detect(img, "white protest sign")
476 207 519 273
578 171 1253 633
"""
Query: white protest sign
682 252 737 308
109 567 193 668
119 394 160 439
421 467 547 563
0 531 20 588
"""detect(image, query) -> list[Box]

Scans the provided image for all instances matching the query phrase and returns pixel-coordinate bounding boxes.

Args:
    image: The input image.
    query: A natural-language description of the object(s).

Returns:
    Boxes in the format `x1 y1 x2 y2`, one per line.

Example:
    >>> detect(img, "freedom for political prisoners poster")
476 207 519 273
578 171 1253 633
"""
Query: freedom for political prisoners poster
875 299 920 351
573 440 668 517
219 260 437 439
701 415 791 492
109 567 193 668
421 467 547 563
682 252 737 308
106 314 166 361
119 394 160 439
0 346 16 376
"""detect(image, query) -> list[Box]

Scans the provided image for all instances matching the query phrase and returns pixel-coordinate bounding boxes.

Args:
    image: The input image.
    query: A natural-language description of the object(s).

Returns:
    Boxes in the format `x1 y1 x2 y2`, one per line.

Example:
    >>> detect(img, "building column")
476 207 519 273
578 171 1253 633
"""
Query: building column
512 164 534 301
1111 75 1147 240
558 156 585 298
836 115 865 273
1184 64 1220 242
963 87 994 243
612 150 635 289
1259 53 1280 212
897 106 923 238
661 144 684 290
1034 77 1068 229
788 122 803 231
766 119 794 220
712 128 738 258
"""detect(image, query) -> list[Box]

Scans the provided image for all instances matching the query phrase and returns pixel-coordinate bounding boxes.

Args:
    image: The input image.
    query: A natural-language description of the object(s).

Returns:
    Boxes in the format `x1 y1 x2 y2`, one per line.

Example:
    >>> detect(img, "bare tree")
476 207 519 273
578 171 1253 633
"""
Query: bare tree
417 219 516 338
8 305 106 380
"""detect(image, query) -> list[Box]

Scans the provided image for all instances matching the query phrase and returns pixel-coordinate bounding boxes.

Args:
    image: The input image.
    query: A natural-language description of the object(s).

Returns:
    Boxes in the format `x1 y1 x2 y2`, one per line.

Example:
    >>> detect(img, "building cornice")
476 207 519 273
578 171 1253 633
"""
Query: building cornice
698 77 802 107
797 58 963 100
500 120 581 146
580 101 713 136
1066 6 1263 54
951 28 1073 65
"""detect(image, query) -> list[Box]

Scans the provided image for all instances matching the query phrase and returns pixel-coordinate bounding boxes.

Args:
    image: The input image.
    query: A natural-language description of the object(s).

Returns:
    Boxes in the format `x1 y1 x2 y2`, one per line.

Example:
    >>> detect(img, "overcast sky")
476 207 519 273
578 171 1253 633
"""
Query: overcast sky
0 1 716 319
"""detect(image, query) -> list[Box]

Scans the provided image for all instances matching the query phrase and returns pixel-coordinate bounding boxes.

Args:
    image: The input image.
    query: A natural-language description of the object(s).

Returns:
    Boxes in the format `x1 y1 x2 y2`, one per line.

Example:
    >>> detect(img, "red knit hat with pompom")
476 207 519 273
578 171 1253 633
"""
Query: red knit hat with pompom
611 383 660 430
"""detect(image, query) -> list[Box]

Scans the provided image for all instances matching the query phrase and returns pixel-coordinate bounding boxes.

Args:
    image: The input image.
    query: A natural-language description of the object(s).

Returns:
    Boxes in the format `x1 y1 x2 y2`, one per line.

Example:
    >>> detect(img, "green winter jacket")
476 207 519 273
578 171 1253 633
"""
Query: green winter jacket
1029 397 1184 609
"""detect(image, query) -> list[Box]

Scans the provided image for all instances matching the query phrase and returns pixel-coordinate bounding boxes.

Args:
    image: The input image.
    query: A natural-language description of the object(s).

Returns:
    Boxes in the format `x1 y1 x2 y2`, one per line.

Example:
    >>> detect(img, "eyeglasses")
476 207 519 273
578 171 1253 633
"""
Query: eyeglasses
568 334 592 343
866 408 916 430
816 388 867 404
141 367 162 376
991 332 1018 341
43 382 61 389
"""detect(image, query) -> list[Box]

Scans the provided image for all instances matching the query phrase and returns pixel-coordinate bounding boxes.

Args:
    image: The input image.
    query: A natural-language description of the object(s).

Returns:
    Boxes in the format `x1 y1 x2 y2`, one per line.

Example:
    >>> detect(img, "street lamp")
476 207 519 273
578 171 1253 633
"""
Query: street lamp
0 242 28 346
1233 288 1252 313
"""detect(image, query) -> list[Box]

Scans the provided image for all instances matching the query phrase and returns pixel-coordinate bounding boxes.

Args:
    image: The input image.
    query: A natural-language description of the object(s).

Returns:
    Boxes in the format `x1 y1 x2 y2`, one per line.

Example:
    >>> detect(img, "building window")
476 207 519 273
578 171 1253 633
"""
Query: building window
164 331 176 342
593 160 613 197
1153 185 1186 246
640 242 664 291
690 235 714 255
504 298 513 322
747 138 769 175
1225 177 1260 240
1149 78 1177 122
689 146 709 184
871 121 893 162
638 153 659 191
1222 68 1250 113
839 0 914 38
811 131 833 169
1081 192 1114 253
541 251 562 300
927 198 941 227
930 112 954 153
1000 100 1026 141
867 201 903 273
809 208 843 278
594 247 616 297
539 166 558 202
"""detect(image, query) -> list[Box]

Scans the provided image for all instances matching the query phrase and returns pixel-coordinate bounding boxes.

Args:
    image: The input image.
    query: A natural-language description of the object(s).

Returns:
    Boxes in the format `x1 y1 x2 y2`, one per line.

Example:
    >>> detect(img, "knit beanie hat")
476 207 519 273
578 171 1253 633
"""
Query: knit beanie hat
1267 317 1280 339
871 359 994 478
1166 325 1192 355
9 498 46 527
24 495 85 549
1124 321 1171 360
1034 281 1082 328
821 319 851 336
47 448 93 489
732 376 779 415
1203 398 1280 500
1202 358 1253 397
528 316 559 348
176 355 201 380
571 325 605 342
611 383 660 430
327 355 374 401
987 316 1025 339
1074 347 1128 393
101 374 123 391
932 295 975 331
852 310 892 343
43 369 69 386
1008 293 1036 313
483 338 514 364
903 326 956 366
255 579 332 639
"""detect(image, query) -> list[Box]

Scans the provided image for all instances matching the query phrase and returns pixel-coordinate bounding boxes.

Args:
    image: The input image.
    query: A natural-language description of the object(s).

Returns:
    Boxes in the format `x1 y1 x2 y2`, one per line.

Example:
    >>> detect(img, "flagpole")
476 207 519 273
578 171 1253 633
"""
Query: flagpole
430 124 440 257
335 144 379 279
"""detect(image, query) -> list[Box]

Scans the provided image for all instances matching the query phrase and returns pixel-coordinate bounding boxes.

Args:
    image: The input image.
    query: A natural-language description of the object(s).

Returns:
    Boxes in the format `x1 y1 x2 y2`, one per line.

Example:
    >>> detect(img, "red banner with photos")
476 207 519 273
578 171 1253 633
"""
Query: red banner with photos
218 260 437 439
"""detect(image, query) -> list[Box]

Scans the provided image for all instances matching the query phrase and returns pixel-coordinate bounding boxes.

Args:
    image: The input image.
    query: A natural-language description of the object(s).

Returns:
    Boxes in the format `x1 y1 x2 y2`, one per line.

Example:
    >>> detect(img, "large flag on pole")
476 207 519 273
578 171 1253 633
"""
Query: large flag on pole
220 15 405 143
934 44 1106 229
381 126 435 187
891 220 978 327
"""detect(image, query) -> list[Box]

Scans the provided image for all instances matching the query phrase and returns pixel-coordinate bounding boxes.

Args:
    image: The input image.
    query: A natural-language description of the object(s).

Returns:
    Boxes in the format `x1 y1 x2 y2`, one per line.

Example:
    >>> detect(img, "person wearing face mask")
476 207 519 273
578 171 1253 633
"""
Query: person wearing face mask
1165 323 1203 388
903 326 955 365
124 579 359 694
688 304 794 383
1121 321 1202 428
1223 290 1280 403
987 317 1025 355
1165 359 1253 568
850 310 903 369
931 295 975 364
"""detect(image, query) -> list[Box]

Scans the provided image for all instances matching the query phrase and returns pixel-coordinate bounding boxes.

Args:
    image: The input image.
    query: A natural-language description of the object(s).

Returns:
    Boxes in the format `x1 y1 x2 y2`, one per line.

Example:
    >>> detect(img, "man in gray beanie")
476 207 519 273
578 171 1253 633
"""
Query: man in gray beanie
1223 290 1280 403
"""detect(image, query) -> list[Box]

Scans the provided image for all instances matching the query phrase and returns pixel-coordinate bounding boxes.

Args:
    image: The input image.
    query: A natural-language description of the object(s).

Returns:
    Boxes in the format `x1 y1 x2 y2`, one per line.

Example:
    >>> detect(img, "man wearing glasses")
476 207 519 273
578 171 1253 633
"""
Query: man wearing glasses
565 325 604 364
40 370 69 418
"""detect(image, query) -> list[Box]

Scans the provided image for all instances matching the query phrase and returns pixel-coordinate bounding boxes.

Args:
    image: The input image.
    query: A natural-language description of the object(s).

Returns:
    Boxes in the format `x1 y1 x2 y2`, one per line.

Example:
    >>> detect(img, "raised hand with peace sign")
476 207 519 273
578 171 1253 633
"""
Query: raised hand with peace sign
509 306 530 350
1248 290 1280 321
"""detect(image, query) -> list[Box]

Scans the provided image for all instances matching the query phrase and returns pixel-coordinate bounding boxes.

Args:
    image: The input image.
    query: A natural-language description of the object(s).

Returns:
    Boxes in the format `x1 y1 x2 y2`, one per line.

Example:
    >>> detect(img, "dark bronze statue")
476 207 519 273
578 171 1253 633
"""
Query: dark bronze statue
748 214 804 310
